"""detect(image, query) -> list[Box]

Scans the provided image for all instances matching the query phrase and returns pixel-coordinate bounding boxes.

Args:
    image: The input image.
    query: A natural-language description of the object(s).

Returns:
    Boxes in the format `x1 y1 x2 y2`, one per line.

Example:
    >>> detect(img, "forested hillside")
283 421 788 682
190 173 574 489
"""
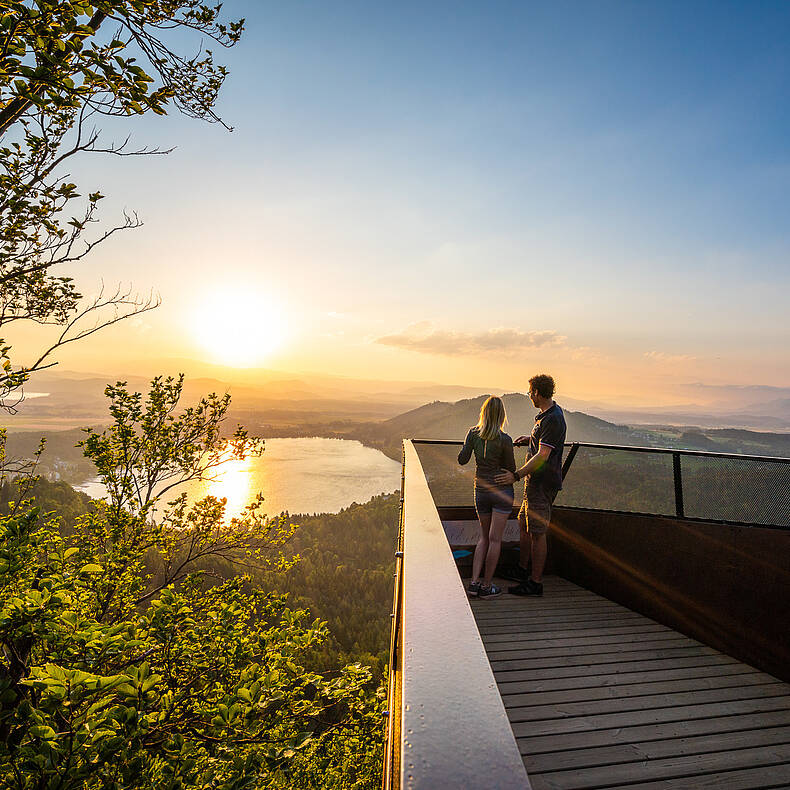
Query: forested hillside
0 477 92 530
10 478 398 676
255 495 398 676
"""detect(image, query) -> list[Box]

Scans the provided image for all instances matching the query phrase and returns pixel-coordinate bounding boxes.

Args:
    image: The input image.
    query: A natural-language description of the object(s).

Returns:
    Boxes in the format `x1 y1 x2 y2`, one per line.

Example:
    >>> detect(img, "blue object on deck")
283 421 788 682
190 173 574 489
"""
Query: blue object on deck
452 549 472 559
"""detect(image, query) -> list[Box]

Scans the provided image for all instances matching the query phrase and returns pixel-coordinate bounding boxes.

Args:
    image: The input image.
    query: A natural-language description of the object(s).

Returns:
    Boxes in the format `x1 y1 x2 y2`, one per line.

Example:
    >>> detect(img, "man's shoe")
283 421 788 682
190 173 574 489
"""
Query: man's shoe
500 565 531 582
508 578 544 597
467 581 482 598
478 583 503 599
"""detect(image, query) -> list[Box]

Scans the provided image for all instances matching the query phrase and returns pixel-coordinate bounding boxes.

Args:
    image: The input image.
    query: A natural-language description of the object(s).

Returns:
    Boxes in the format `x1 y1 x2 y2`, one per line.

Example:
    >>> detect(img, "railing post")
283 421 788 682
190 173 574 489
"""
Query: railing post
562 442 580 480
673 452 684 519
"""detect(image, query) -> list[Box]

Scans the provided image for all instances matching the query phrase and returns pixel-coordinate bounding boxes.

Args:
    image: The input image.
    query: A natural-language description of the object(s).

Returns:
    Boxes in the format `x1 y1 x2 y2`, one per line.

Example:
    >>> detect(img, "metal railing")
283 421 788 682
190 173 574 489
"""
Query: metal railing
384 439 790 786
410 440 790 529
383 440 531 790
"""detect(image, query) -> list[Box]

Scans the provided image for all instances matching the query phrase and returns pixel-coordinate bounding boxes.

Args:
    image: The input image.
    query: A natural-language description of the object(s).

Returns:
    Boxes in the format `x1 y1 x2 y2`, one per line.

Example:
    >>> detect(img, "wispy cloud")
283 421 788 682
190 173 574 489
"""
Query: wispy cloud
376 323 566 357
129 317 152 334
644 351 696 364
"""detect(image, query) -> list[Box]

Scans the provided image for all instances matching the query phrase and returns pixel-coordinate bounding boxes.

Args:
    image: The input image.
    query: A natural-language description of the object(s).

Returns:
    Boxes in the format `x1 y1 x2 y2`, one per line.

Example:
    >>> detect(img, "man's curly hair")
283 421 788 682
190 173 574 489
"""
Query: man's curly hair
529 374 555 400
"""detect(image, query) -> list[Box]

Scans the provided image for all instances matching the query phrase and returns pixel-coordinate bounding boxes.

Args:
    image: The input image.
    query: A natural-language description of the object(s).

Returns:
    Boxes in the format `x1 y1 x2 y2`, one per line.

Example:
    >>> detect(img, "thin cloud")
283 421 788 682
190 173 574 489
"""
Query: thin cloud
644 351 696 364
376 324 566 357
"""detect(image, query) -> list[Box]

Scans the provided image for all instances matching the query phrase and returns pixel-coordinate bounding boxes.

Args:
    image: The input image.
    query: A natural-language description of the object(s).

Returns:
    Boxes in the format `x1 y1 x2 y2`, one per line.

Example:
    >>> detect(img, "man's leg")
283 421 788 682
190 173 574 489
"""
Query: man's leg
530 533 547 583
508 488 551 596
518 502 531 573
527 486 556 585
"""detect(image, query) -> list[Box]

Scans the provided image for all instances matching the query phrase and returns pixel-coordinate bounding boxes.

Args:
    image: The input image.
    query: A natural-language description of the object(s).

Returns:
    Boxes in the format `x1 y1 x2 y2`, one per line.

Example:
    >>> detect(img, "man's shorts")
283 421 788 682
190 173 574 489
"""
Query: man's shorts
518 485 559 535
474 482 515 516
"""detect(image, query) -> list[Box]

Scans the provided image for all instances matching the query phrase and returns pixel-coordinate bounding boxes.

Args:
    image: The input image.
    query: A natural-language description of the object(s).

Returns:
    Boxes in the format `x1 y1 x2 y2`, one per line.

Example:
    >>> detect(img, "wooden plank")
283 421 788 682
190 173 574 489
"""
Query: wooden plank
527 742 790 790
496 659 748 690
516 708 790 755
488 642 716 667
600 764 790 789
473 597 623 611
486 631 691 655
473 603 620 618
482 623 671 644
507 683 789 722
524 725 790 773
475 612 654 633
476 607 644 623
471 592 609 605
510 695 790 737
473 600 628 614
473 605 629 623
500 668 770 698
480 618 663 637
490 645 724 670
472 595 616 609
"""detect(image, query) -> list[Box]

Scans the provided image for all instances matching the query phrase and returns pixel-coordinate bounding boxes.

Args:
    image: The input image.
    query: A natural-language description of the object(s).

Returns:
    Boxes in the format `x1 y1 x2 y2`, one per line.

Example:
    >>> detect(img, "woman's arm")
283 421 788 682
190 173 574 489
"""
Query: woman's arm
458 429 474 465
503 435 516 474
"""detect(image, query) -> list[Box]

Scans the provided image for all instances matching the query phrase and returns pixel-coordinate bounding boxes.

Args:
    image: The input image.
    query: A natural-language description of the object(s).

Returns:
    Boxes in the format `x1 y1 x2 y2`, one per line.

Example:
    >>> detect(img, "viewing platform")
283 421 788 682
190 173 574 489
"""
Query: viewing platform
384 439 790 789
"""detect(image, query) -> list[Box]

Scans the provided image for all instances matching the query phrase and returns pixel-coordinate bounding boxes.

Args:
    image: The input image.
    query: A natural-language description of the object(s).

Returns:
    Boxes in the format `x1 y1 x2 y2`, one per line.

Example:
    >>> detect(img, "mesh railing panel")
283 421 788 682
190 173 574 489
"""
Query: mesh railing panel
412 442 529 509
412 440 790 527
556 446 676 516
680 455 790 527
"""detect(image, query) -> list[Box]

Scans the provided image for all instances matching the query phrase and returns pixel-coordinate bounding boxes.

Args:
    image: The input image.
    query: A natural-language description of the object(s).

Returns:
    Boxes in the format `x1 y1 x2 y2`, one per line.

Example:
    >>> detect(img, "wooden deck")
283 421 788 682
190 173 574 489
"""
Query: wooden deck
470 575 790 790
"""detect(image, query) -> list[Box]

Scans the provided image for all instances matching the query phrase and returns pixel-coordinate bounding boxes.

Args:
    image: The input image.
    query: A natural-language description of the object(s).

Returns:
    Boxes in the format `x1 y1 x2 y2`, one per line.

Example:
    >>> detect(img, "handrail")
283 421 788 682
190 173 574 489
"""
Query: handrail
383 440 531 790
383 445 406 790
410 438 790 464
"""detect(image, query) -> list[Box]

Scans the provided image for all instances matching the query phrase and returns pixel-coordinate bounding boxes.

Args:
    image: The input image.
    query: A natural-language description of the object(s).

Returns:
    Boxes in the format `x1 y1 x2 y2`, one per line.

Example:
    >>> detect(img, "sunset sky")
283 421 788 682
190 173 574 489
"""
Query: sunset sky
15 0 790 405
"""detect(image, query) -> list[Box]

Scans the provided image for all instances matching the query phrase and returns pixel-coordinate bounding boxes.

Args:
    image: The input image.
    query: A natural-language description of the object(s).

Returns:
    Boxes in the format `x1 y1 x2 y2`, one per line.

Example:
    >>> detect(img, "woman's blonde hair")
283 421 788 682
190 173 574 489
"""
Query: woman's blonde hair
476 396 507 441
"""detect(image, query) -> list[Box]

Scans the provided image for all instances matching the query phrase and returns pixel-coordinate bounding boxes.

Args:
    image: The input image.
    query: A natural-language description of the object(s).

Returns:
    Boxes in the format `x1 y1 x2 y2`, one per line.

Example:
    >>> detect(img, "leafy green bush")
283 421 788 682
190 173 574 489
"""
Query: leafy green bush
0 378 384 789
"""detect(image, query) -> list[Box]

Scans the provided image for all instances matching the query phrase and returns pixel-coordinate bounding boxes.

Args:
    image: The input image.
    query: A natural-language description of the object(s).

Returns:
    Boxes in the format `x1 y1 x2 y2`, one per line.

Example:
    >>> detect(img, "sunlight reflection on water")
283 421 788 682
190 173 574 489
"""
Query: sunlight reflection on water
190 454 257 521
76 438 401 519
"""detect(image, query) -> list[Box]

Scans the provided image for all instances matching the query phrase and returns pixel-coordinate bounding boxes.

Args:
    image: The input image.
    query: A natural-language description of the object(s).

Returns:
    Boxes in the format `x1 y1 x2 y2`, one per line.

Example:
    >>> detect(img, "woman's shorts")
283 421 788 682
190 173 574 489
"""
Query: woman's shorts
474 483 515 516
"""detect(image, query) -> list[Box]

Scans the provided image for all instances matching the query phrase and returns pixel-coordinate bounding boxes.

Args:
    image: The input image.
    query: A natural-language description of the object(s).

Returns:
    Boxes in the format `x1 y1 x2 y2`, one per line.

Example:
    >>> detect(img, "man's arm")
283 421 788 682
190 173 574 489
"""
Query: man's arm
494 444 551 485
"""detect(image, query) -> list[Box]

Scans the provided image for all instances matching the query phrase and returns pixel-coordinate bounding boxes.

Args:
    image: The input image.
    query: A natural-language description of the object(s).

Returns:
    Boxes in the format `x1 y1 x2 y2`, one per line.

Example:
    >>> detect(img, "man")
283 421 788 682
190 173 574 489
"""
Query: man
494 374 566 596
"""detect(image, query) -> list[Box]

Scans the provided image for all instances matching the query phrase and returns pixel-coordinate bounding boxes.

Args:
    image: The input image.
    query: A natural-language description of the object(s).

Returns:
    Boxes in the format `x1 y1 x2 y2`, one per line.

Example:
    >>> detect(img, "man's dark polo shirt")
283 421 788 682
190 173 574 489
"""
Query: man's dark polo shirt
526 403 566 493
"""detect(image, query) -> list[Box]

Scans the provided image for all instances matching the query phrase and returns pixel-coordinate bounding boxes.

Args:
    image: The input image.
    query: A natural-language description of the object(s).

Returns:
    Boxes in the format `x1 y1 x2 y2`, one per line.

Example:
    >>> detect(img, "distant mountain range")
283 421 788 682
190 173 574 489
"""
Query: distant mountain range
7 387 790 489
14 367 790 434
348 393 790 461
9 369 493 431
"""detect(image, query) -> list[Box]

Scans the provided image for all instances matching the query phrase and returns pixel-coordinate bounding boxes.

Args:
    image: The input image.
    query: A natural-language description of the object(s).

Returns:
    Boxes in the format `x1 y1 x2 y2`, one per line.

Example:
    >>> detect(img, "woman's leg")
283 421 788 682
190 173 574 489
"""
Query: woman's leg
483 509 509 586
472 512 492 583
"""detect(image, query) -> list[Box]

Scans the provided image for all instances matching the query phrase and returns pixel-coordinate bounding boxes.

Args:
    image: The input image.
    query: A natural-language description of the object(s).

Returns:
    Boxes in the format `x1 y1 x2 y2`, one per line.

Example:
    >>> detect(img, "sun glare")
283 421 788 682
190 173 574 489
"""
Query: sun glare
191 289 287 367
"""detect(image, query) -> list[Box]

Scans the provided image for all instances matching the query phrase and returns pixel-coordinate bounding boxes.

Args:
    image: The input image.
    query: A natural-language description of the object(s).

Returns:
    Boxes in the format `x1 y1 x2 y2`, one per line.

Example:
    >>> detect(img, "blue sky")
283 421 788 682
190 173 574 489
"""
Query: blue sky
30 0 790 404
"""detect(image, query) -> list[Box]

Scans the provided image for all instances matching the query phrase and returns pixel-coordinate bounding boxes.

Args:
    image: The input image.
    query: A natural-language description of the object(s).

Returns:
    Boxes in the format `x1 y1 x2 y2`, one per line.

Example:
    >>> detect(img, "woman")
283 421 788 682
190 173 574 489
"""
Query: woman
458 395 516 599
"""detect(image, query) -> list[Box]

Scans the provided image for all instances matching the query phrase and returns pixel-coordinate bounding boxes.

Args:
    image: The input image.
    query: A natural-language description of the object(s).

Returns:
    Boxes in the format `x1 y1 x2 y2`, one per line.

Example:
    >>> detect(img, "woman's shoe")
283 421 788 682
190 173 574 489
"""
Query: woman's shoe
478 583 502 599
467 581 482 598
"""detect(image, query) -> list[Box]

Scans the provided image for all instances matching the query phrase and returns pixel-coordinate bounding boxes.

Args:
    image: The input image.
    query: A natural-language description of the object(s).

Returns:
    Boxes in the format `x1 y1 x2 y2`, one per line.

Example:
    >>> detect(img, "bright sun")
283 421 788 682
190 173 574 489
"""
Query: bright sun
191 288 287 368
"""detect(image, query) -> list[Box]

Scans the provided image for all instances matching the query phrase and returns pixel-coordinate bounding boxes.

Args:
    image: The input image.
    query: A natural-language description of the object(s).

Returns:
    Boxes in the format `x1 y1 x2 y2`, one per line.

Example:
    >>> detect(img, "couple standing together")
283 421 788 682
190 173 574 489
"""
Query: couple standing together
458 374 566 600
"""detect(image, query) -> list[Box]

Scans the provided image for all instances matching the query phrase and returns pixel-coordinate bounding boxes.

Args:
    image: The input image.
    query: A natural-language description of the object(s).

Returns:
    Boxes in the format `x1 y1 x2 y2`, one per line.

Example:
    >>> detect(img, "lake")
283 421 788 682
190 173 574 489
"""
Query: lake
76 437 401 518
